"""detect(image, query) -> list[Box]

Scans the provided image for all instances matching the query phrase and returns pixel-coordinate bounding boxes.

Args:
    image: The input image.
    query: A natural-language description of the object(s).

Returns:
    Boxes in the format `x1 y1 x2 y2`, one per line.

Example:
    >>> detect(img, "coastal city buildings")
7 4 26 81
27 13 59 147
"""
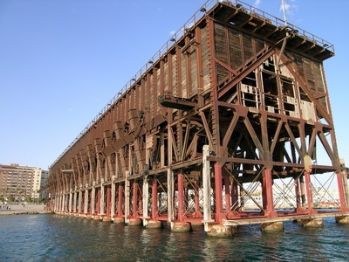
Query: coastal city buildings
0 164 48 201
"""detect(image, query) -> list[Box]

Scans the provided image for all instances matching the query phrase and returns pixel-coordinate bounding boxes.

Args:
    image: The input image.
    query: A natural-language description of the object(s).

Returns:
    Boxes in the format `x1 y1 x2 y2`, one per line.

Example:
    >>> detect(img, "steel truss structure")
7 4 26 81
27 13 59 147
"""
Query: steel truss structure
48 0 349 231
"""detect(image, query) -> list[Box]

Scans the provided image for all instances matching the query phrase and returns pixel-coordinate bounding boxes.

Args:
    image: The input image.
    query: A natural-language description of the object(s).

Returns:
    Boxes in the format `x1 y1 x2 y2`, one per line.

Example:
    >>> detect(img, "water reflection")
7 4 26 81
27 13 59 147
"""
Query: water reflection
1 215 349 261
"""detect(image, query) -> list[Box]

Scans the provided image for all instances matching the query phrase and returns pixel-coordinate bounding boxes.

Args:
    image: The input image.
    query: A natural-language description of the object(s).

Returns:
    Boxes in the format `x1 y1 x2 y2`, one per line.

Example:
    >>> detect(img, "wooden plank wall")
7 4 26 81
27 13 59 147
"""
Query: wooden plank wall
53 23 211 170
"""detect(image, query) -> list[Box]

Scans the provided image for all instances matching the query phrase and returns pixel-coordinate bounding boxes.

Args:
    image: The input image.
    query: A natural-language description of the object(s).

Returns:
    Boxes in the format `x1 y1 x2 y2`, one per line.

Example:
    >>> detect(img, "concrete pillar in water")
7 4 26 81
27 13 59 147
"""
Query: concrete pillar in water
261 222 284 233
207 224 237 237
335 215 349 224
298 218 324 228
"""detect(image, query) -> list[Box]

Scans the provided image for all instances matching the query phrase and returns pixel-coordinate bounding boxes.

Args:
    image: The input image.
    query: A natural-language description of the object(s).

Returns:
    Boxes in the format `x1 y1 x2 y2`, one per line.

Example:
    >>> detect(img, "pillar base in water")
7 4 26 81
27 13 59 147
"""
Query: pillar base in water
299 218 323 228
261 222 284 233
146 220 162 229
102 216 112 222
335 215 349 224
128 218 142 226
190 220 204 228
113 217 125 224
171 222 191 233
207 224 237 237
92 215 101 221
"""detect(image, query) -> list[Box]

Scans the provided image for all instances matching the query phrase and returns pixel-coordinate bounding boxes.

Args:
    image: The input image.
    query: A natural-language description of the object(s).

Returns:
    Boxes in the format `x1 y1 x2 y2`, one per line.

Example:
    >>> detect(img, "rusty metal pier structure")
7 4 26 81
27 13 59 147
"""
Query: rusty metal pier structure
48 0 349 236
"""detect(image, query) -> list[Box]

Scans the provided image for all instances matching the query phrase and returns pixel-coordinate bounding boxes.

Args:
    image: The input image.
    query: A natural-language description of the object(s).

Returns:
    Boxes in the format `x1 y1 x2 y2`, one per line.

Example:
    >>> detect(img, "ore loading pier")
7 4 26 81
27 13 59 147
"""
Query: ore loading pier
48 0 349 236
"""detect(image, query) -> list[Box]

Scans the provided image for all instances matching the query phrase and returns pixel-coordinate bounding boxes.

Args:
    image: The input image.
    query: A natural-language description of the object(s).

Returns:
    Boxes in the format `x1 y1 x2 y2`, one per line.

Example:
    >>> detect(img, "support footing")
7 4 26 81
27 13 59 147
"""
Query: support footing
146 220 162 229
128 218 142 226
299 218 324 228
335 215 349 224
207 224 237 237
190 220 204 228
102 216 112 222
171 222 191 233
261 222 284 233
93 215 101 221
113 217 125 224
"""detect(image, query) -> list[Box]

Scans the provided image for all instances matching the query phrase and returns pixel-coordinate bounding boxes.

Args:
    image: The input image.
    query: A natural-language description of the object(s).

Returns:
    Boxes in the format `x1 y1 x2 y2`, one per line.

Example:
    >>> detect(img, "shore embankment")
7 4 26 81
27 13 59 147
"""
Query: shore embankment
0 204 50 215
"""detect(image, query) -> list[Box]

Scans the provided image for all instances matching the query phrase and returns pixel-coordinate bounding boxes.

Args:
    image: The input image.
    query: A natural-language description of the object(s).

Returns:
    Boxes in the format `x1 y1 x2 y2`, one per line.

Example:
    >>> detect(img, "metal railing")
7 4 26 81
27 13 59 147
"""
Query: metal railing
50 0 334 169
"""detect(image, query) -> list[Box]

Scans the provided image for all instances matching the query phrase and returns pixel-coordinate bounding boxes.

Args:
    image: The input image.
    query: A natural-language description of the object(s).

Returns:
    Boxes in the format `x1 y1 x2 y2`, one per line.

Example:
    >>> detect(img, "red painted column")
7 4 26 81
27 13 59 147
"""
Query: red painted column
178 173 185 222
336 171 348 211
106 187 111 217
152 179 158 219
295 177 303 213
262 168 276 217
132 182 138 218
214 163 223 223
304 171 315 214
117 185 123 217
224 175 231 212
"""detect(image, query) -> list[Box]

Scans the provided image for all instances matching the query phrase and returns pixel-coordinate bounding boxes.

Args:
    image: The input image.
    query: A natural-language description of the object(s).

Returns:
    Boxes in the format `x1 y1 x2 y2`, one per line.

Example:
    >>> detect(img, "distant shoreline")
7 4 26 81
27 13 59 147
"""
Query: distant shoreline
0 210 51 216
0 204 50 216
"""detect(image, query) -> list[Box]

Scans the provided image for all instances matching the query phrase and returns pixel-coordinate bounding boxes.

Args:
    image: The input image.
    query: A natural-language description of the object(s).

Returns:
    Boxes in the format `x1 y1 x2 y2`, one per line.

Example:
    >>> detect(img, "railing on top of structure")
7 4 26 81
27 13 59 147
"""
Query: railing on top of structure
50 0 334 169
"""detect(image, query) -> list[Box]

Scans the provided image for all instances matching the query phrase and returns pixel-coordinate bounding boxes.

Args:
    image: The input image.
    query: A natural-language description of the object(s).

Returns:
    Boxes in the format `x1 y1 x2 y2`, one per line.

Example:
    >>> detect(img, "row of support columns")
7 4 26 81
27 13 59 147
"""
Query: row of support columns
52 144 349 237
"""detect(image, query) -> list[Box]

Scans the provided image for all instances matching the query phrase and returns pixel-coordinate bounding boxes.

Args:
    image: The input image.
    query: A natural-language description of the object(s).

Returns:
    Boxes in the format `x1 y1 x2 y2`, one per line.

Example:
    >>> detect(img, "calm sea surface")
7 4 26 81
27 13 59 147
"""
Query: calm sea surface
1 215 349 261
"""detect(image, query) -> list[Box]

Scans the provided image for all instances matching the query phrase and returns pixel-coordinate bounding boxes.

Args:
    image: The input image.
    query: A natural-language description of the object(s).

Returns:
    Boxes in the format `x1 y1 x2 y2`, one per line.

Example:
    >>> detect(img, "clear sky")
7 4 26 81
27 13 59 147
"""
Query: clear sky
0 0 348 170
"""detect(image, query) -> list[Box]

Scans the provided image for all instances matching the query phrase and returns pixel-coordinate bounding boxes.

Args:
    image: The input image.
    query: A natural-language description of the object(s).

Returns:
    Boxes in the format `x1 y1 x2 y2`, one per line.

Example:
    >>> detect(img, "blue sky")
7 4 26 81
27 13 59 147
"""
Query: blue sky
0 0 348 169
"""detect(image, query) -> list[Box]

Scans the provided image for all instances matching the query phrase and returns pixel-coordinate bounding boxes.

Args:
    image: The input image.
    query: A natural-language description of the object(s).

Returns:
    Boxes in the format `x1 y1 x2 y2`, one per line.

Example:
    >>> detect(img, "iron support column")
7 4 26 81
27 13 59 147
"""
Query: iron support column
152 178 158 219
117 184 124 217
132 181 138 218
167 169 174 222
336 171 348 211
214 163 223 223
100 183 105 215
262 168 276 217
142 177 149 226
203 145 212 231
178 173 185 222
84 188 88 214
91 185 95 215
111 181 116 218
78 190 82 213
304 171 314 213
